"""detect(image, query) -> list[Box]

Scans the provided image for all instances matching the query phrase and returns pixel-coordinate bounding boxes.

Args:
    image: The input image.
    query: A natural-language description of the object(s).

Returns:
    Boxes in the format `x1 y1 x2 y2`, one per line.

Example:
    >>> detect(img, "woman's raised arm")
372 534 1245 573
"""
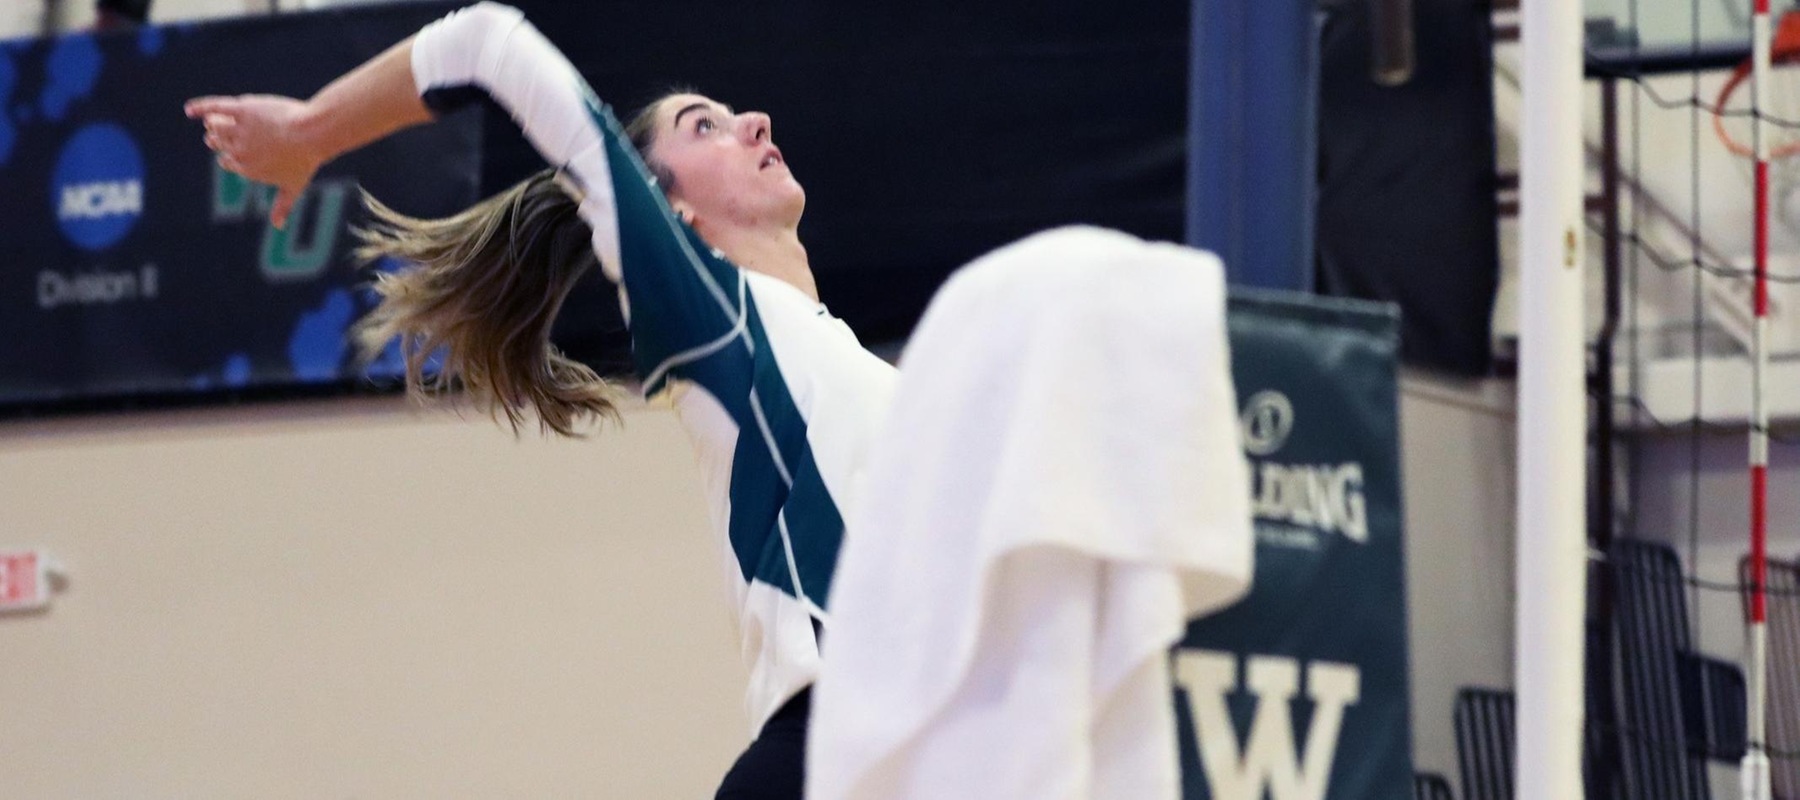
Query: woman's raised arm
188 3 748 400
185 38 431 228
187 4 627 274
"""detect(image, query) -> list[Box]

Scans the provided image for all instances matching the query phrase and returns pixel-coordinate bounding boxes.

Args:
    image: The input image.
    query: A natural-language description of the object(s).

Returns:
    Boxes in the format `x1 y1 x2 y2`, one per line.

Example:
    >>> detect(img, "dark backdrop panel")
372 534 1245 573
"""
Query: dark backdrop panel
1314 0 1500 376
507 0 1191 349
0 1 480 409
0 0 1502 407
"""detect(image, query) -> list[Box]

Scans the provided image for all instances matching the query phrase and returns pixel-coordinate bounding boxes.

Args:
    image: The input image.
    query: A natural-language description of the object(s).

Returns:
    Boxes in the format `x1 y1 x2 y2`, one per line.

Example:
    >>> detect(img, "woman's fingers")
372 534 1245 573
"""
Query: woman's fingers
184 95 239 120
203 113 237 143
205 114 243 152
191 93 315 193
269 186 300 230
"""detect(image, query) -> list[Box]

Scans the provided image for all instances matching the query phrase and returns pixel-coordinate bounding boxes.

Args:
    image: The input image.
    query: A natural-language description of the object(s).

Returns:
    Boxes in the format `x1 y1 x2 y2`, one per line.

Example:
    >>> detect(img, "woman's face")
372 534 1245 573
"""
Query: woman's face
645 93 805 231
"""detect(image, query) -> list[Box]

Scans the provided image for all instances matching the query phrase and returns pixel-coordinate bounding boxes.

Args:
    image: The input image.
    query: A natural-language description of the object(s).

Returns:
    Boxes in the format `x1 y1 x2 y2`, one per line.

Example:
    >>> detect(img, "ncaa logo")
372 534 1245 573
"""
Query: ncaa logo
1240 390 1294 456
51 123 145 251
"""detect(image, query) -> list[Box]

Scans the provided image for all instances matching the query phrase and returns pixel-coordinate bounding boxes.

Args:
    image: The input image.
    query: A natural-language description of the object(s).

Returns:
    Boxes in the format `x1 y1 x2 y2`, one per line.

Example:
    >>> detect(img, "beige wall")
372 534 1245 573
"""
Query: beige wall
0 399 748 799
0 372 1527 800
1398 372 1518 795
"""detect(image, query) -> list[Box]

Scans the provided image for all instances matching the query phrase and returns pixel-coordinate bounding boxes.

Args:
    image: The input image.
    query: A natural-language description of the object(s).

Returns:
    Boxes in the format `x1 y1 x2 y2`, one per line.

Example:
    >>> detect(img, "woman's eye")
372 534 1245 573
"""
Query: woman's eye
696 117 715 134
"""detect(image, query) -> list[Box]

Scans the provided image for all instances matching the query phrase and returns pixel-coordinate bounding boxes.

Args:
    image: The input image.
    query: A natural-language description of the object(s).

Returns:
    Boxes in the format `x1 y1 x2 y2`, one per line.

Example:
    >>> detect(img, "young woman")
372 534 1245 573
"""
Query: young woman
186 4 896 797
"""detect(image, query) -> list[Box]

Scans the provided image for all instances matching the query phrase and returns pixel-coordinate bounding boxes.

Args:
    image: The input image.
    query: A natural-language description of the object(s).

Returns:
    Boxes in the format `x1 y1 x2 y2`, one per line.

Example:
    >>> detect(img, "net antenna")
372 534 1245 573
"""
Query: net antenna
1710 4 1784 800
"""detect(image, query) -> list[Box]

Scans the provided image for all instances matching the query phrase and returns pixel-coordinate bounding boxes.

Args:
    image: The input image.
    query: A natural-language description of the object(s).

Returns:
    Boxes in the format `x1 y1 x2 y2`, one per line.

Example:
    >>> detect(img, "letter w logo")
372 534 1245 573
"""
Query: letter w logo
1175 649 1361 800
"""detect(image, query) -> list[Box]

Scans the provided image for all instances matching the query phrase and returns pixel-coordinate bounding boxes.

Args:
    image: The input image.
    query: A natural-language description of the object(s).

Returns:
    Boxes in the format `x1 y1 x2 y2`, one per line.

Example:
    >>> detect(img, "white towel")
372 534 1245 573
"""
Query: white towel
807 226 1254 800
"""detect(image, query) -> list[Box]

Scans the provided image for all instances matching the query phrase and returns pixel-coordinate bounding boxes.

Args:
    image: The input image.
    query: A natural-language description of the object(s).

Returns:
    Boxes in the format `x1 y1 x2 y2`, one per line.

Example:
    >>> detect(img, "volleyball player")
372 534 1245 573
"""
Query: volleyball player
186 4 894 797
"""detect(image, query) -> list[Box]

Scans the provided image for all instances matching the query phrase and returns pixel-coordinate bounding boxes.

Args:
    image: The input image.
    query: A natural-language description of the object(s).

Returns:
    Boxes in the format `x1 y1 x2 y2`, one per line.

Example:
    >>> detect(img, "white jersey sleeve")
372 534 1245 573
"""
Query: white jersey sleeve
410 2 750 396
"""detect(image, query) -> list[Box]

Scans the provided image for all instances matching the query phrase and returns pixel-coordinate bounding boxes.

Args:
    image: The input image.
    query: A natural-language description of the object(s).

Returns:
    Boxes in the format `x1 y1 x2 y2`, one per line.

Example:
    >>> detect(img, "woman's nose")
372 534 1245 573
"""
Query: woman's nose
737 112 772 144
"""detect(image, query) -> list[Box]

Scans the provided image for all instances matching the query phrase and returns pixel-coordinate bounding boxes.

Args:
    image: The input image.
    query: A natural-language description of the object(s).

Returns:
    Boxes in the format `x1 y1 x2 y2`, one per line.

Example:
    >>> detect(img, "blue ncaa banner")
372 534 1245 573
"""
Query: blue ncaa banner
0 1 478 409
1177 290 1411 799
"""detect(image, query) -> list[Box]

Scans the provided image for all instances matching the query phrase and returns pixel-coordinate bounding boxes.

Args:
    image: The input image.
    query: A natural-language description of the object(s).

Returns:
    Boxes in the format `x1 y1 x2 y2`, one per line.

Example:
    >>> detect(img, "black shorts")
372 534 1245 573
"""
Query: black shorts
715 688 811 800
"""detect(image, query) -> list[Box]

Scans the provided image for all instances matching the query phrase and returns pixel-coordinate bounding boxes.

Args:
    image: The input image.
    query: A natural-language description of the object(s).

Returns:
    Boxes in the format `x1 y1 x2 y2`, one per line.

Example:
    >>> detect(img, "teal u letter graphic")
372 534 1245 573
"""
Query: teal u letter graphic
211 162 350 282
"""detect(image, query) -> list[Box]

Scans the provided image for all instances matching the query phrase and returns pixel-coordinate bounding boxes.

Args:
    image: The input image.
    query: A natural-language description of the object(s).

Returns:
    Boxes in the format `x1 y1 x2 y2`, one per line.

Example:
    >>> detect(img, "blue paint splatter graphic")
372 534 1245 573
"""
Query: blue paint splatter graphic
0 49 15 165
360 257 412 379
364 337 407 380
361 338 446 382
360 255 410 298
138 26 163 57
222 353 253 388
39 35 102 122
348 258 447 381
288 289 355 382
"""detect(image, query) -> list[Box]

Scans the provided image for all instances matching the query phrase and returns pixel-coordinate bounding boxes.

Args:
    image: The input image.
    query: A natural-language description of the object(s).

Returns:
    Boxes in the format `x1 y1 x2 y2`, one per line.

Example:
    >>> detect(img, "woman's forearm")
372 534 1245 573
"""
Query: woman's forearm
295 37 435 165
186 28 437 227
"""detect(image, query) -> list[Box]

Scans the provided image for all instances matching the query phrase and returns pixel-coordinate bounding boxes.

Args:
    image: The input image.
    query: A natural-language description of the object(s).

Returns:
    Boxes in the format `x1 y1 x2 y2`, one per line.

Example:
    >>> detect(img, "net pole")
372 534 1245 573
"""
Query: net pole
1516 0 1588 796
1744 1 1773 798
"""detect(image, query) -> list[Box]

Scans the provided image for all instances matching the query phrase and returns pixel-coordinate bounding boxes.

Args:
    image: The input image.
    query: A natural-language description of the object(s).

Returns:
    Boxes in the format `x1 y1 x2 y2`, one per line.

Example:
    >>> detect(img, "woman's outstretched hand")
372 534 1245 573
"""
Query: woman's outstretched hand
185 94 323 229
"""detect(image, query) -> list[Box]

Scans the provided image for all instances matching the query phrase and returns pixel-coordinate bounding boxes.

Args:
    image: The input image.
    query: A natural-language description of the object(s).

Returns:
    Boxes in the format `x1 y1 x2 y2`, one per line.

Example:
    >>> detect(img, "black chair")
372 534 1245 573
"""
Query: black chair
1744 556 1800 799
1610 539 1746 799
1454 688 1514 800
1586 617 1624 800
1414 771 1456 800
1449 680 1638 800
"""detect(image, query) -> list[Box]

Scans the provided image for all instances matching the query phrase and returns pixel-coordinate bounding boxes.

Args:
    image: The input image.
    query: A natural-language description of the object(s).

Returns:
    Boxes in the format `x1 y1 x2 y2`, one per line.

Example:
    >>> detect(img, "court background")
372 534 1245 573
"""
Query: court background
0 0 1563 796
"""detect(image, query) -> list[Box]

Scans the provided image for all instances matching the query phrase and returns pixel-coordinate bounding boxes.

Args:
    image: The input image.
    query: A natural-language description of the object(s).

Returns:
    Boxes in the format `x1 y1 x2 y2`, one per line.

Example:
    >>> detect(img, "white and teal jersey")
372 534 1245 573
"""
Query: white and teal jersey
412 3 897 731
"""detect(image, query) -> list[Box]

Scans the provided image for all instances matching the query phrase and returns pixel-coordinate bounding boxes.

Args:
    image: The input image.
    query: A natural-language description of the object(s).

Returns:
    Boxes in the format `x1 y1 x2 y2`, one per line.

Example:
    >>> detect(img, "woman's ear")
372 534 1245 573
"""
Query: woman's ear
670 201 695 226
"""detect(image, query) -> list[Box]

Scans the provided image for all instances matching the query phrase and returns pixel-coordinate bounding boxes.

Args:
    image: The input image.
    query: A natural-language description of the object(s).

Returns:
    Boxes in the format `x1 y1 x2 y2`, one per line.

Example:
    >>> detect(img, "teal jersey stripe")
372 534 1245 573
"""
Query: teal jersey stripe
586 99 844 610
590 99 745 396
736 298 846 606
716 296 846 608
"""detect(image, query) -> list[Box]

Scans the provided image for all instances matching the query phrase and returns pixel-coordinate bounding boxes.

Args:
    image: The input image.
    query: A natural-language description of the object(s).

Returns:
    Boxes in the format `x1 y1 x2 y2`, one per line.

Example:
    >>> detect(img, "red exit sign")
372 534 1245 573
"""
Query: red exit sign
0 550 59 612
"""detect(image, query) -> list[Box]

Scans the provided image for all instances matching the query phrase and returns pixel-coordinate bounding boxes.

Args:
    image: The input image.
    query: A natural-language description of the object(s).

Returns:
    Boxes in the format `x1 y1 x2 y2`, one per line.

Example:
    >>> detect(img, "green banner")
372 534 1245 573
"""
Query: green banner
1177 289 1412 799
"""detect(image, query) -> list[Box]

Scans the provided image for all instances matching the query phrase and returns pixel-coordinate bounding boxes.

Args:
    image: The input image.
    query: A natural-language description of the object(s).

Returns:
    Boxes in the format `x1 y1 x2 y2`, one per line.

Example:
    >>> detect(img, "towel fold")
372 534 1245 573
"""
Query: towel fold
808 226 1254 800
